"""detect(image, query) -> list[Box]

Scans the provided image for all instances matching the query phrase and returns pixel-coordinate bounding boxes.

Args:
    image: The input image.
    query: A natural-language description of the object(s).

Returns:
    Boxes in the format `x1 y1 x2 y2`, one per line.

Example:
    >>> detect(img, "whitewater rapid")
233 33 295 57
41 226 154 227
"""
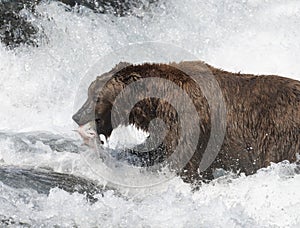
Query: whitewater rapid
0 0 300 227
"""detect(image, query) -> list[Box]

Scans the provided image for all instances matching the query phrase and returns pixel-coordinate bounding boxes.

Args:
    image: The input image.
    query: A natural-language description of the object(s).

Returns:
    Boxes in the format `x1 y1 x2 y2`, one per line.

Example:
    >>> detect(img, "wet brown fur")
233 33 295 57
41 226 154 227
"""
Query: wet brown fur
73 61 300 183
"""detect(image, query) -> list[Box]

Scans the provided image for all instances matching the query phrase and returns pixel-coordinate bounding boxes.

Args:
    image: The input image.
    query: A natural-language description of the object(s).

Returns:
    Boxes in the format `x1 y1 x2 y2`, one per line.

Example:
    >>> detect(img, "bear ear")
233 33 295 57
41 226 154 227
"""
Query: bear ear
96 62 132 81
110 62 132 75
114 62 131 71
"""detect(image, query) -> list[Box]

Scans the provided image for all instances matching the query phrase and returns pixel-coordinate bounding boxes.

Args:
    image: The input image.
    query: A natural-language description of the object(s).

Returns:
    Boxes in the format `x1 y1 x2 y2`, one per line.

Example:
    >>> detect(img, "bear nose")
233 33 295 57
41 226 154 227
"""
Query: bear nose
72 113 82 125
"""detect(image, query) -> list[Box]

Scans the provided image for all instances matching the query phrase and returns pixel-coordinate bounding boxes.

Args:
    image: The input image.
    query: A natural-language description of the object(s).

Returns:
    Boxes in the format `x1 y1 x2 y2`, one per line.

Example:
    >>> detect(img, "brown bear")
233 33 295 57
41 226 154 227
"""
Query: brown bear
73 61 300 183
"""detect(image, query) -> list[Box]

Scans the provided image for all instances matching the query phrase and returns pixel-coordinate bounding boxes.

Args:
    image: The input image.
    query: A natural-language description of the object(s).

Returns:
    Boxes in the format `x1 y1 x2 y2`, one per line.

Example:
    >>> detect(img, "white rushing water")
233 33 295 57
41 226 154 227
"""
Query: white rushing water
0 0 300 227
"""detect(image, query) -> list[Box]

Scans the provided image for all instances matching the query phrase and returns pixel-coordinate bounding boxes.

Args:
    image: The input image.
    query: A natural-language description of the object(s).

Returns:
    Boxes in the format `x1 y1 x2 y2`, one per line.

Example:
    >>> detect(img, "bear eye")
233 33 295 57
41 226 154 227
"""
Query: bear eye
93 96 100 103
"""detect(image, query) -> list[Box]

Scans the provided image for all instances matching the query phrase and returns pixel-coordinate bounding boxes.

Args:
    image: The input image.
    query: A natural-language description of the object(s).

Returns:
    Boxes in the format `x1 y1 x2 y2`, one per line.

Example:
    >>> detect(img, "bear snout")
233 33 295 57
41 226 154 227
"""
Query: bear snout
72 112 83 125
72 100 96 126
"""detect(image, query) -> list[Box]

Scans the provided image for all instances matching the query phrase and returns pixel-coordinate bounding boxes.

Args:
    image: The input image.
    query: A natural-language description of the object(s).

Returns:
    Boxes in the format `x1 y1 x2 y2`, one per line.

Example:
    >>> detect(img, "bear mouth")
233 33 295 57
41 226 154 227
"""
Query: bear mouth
74 121 105 147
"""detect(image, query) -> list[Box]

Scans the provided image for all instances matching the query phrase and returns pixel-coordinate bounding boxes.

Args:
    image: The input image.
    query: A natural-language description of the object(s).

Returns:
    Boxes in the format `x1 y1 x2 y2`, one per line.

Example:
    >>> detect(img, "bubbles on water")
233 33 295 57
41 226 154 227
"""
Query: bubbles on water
0 0 300 226
0 162 299 227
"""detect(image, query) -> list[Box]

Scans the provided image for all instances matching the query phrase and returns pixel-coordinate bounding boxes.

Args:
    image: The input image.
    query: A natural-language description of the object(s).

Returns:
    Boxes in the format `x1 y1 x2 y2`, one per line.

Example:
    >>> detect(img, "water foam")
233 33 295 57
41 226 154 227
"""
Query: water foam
0 0 300 226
